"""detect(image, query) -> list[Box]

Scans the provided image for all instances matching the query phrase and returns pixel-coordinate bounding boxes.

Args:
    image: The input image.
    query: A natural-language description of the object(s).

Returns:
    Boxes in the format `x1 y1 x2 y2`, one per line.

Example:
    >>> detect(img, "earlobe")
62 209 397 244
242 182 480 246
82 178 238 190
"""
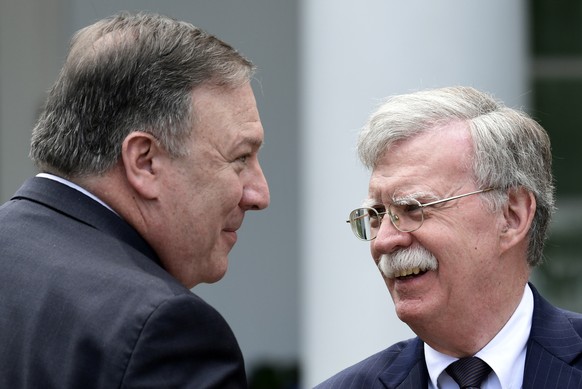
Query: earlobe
500 187 536 252
121 132 162 200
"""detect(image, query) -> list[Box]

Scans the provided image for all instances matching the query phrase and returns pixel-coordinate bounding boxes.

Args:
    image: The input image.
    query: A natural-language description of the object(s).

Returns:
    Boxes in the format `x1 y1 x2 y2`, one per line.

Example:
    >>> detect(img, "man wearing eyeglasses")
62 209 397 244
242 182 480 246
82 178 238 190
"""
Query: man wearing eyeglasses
316 86 582 388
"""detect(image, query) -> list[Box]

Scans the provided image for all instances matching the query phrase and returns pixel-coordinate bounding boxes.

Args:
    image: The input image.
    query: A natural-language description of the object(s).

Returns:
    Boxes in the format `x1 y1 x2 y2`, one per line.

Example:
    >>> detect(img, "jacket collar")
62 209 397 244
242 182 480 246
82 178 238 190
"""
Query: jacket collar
528 283 582 363
377 338 429 388
523 283 582 386
12 176 159 263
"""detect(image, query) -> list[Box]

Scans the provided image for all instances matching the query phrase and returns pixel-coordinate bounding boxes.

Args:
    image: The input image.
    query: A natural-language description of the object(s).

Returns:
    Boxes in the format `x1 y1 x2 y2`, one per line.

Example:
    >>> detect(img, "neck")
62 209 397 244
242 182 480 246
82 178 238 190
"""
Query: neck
414 271 529 357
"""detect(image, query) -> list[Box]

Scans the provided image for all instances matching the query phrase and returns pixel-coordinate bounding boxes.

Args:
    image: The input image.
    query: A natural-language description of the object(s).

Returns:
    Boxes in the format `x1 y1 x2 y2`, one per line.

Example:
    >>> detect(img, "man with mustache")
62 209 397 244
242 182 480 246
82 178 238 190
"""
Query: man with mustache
316 86 582 388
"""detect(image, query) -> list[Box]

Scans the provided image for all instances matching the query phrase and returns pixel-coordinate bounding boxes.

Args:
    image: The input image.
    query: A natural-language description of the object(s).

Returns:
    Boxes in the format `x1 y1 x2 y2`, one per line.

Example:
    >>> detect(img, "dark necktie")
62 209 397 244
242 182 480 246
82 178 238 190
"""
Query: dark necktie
445 357 492 389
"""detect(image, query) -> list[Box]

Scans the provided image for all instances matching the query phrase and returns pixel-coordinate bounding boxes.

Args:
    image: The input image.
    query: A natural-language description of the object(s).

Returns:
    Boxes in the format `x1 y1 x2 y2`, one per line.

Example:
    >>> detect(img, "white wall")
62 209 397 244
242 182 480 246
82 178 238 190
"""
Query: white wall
0 0 69 201
300 1 528 386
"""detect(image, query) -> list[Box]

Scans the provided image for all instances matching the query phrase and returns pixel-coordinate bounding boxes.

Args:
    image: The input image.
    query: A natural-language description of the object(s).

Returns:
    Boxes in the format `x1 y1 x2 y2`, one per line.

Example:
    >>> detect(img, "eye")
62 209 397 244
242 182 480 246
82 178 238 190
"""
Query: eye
403 202 421 213
368 206 386 228
392 200 422 216
236 154 250 164
372 205 386 215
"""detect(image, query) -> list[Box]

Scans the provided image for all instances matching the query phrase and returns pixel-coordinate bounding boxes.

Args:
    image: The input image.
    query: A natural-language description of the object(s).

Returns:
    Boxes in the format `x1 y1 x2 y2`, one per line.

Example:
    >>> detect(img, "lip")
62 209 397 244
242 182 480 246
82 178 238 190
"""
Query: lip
389 269 435 292
223 217 243 246
393 270 427 282
222 230 238 246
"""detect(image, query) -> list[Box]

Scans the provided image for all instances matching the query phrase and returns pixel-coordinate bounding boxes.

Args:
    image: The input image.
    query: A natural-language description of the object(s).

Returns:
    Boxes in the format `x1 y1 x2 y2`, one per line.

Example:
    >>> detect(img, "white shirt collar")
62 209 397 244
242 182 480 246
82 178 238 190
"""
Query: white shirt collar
36 173 118 215
425 283 533 389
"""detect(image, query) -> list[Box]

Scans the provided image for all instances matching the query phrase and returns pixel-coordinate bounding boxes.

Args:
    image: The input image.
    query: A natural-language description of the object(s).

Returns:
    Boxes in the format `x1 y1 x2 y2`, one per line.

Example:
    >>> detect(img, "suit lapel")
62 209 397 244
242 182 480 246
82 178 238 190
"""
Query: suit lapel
523 284 582 387
394 360 429 389
378 338 429 388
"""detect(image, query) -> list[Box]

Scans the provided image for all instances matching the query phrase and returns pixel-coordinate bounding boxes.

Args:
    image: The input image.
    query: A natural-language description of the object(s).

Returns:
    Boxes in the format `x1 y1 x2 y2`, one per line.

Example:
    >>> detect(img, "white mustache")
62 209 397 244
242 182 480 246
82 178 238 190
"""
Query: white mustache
378 246 438 279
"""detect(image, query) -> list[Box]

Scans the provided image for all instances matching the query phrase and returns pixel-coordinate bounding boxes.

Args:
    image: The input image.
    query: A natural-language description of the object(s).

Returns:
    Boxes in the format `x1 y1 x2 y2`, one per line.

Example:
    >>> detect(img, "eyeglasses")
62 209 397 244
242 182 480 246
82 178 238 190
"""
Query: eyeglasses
346 188 493 240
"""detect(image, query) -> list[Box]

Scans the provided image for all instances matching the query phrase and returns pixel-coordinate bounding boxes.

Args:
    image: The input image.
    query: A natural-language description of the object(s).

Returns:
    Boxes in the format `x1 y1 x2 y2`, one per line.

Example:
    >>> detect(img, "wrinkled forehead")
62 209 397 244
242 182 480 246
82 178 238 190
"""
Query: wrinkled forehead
367 122 476 199
371 119 471 162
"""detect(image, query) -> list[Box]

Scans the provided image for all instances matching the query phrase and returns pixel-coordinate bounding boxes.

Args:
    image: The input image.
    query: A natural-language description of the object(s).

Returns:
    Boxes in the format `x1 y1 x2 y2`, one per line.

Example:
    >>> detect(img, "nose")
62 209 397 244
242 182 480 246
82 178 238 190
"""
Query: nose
371 215 413 258
240 161 270 211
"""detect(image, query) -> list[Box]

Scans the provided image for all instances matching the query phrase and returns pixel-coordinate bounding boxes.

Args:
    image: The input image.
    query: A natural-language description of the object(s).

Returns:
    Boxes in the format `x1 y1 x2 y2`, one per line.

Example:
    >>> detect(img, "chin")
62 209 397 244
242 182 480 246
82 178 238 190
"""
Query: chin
180 257 229 288
202 257 229 284
204 271 227 284
393 298 428 326
187 270 226 288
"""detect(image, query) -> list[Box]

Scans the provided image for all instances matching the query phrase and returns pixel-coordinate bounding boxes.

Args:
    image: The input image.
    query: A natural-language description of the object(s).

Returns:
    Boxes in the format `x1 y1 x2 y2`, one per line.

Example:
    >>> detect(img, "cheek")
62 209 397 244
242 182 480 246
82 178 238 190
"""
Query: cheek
196 173 241 206
195 181 244 223
222 177 245 207
429 231 495 290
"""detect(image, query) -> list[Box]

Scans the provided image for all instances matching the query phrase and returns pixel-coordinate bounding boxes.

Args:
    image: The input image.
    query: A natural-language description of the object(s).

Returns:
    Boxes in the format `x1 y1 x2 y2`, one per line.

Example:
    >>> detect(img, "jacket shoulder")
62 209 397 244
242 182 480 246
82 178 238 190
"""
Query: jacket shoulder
314 338 421 389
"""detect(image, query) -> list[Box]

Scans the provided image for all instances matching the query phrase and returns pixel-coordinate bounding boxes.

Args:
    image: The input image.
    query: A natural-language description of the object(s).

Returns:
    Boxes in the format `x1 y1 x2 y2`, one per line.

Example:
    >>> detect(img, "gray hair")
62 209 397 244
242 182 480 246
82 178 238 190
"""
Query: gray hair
358 86 554 267
30 12 255 176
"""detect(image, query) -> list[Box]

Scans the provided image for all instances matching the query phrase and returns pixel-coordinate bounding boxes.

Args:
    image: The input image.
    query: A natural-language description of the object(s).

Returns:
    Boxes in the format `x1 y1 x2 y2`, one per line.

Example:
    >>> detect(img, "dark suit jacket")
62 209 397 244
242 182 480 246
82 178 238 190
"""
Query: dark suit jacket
315 284 582 388
0 177 247 388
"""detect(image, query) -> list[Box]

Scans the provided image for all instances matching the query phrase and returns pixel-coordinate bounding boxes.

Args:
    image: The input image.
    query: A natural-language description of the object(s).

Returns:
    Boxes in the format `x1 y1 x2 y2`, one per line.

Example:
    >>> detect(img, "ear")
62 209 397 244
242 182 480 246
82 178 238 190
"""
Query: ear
121 131 165 200
499 187 536 253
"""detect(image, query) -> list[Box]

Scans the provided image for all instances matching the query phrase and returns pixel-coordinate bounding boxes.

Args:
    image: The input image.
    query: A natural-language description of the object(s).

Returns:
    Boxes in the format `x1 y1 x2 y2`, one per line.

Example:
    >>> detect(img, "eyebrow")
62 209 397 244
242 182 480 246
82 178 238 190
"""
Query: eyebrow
361 198 378 208
243 136 264 150
392 191 438 204
361 191 439 207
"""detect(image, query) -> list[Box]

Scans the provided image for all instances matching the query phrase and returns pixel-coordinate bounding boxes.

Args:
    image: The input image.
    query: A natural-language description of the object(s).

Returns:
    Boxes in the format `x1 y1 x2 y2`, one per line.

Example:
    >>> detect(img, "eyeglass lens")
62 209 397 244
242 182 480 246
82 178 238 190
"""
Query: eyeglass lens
390 201 423 232
349 208 376 240
349 200 424 240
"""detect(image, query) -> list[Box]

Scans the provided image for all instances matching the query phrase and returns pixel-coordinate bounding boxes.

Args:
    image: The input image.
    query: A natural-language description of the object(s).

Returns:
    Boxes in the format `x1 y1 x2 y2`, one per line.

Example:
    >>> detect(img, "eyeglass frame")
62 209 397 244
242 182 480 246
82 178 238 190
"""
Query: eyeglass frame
346 188 494 240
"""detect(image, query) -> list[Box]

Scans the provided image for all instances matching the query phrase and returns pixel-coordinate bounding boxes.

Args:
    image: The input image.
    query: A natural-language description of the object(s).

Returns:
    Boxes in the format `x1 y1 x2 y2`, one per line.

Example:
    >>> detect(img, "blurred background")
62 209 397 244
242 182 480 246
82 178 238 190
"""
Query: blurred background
0 1 580 388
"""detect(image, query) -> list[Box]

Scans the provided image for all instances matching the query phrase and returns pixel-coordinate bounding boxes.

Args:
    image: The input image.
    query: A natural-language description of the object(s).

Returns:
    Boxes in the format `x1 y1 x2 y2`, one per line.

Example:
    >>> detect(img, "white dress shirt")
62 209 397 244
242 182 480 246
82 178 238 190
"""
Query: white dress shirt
425 283 533 389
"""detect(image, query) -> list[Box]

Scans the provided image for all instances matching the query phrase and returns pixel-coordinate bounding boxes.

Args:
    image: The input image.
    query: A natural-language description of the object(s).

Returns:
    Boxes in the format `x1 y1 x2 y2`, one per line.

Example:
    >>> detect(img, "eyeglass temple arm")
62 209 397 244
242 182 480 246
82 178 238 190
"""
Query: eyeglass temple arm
419 188 494 208
346 214 366 223
346 209 389 223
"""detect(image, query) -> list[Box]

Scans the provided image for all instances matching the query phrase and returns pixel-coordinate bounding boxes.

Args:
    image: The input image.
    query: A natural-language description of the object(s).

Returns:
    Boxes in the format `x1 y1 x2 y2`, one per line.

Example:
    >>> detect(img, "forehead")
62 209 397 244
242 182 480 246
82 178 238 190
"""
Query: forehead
368 121 474 196
190 82 264 145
